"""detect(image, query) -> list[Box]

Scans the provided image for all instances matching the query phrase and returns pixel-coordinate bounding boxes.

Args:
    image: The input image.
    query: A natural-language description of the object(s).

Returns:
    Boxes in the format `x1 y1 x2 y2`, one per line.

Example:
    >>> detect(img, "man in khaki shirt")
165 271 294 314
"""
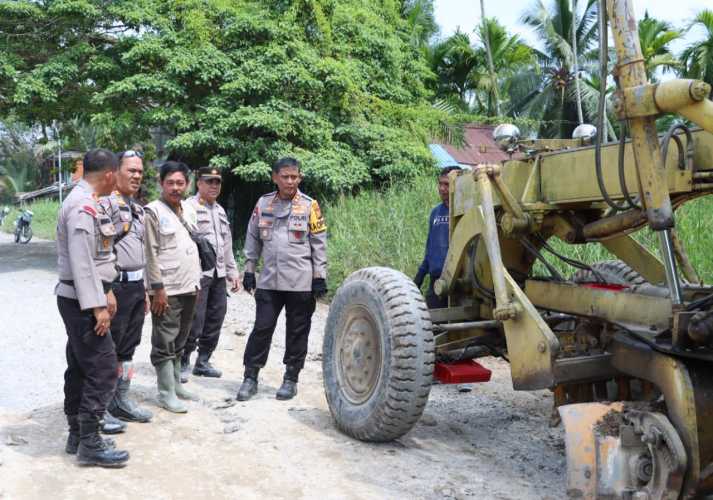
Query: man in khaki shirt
181 167 240 380
237 157 327 402
144 161 202 414
55 148 129 468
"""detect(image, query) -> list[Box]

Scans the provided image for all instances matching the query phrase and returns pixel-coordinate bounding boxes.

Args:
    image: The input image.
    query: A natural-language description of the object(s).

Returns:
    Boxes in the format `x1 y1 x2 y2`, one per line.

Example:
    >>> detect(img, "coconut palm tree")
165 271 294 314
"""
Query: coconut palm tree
638 12 682 81
681 10 713 94
401 0 439 49
474 18 535 115
512 0 599 138
429 31 483 108
480 0 500 115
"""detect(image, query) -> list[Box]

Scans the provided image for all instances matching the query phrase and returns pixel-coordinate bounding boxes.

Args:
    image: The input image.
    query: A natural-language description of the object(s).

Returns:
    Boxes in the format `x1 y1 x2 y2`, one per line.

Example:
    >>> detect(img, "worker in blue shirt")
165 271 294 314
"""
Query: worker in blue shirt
414 166 462 308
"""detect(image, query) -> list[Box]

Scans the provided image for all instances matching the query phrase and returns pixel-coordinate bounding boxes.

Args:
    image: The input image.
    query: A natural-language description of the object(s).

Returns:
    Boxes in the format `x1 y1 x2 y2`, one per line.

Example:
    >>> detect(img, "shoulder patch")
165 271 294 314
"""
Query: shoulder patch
309 200 326 234
81 205 98 218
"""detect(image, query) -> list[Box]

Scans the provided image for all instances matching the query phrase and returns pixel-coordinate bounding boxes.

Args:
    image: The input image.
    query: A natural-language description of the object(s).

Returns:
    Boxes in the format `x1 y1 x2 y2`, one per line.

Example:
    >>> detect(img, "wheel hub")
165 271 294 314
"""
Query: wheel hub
336 305 382 404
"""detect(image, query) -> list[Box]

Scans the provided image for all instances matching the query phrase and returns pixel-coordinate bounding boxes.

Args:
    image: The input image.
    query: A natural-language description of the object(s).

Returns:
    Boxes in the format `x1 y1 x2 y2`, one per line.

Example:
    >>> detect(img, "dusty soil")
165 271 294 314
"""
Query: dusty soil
0 232 565 499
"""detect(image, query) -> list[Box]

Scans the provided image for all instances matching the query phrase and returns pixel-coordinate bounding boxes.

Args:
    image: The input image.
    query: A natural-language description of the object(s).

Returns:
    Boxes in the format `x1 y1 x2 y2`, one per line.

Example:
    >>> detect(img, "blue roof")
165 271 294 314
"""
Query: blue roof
428 144 461 169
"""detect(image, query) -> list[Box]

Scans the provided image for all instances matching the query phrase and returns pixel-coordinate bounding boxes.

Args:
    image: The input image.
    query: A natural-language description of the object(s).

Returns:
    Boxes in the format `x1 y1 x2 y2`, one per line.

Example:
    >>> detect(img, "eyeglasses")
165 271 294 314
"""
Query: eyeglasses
120 150 144 159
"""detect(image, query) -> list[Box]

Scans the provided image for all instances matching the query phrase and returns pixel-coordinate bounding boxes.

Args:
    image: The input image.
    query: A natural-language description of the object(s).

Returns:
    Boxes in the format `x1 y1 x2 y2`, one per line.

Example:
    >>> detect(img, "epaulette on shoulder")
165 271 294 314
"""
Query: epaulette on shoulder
260 191 277 199
299 192 313 202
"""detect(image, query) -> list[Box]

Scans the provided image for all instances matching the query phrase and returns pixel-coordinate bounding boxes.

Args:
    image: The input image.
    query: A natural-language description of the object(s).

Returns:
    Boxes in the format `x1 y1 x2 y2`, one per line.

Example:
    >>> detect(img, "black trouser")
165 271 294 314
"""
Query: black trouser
426 276 448 309
111 280 146 362
150 293 198 366
243 289 316 380
57 296 117 419
185 274 227 357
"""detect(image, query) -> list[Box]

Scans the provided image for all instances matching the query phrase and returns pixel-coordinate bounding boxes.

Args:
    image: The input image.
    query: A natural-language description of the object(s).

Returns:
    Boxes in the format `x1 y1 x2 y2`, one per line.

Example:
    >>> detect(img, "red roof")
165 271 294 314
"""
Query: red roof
437 124 511 166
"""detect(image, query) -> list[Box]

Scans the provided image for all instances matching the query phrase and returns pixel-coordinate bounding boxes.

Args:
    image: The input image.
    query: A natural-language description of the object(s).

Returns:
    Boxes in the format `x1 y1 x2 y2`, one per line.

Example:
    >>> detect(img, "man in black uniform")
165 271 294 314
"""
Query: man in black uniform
55 149 129 467
99 150 153 423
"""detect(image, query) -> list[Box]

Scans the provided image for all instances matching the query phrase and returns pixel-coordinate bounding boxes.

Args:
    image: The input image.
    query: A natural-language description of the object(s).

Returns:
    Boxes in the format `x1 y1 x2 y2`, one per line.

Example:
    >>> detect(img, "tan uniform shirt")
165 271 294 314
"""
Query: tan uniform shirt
185 195 239 280
55 179 118 310
98 191 146 271
244 191 327 292
144 199 201 296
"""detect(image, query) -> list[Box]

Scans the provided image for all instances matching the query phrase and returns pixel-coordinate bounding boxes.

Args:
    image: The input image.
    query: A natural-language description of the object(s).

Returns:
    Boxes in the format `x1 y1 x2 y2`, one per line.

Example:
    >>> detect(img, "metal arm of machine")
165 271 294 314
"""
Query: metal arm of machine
473 166 519 321
607 0 674 231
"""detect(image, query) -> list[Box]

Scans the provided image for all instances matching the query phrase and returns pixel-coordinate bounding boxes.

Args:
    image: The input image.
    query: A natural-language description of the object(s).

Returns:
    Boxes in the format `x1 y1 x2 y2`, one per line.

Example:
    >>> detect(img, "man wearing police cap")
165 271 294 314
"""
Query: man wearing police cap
55 148 130 467
99 149 153 424
181 166 241 380
237 157 327 402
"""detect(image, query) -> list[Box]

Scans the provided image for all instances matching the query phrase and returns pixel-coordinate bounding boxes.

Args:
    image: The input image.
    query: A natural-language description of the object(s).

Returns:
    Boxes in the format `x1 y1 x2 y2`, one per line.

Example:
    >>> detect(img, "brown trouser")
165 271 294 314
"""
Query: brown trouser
150 293 198 366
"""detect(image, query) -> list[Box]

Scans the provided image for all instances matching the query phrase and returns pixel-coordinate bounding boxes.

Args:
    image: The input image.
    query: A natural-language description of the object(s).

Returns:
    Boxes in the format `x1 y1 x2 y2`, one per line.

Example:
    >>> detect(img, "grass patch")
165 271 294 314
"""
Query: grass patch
1 199 59 241
323 176 438 293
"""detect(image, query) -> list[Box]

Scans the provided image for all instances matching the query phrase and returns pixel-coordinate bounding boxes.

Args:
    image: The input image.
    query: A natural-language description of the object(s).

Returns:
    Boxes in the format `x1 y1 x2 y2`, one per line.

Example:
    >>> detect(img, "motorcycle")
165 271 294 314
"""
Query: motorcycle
14 209 33 244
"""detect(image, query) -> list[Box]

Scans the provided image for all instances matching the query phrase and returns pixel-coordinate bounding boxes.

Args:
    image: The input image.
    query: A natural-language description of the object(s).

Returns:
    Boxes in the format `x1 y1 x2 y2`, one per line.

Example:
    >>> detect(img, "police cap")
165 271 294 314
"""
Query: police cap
197 166 222 180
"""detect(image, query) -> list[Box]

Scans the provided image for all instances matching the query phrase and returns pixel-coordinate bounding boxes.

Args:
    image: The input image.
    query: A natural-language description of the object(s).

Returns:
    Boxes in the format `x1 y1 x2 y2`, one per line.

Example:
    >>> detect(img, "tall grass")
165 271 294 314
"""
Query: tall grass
530 196 713 283
323 176 438 291
1 199 59 241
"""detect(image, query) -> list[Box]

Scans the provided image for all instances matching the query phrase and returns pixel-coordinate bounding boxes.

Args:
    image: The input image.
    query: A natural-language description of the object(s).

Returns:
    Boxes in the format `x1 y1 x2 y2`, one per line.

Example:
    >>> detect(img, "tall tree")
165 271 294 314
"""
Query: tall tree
474 18 534 115
430 31 482 106
401 0 439 49
480 0 500 115
681 9 713 94
0 0 440 195
514 0 599 138
638 11 682 81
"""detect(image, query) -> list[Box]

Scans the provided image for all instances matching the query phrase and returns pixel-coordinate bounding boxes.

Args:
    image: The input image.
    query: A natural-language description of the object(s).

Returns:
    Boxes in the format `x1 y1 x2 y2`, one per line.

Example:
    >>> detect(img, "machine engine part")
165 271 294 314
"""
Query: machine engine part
560 403 687 500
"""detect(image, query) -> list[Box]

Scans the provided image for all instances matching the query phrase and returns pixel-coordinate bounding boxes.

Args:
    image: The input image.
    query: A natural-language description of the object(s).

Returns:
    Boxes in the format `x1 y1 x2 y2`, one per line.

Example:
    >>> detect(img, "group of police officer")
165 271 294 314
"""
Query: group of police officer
55 149 327 468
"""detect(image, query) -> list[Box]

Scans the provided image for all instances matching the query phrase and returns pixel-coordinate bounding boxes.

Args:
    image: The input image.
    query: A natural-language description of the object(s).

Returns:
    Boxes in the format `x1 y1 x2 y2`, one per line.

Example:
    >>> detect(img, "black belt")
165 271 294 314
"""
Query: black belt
60 279 112 293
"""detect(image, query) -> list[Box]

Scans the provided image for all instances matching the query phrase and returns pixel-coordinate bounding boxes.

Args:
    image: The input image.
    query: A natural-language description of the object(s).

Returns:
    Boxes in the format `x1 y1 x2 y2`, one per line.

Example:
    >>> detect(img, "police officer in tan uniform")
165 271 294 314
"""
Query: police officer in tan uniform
181 167 241 380
144 161 202 413
55 148 129 468
237 157 327 401
99 150 153 423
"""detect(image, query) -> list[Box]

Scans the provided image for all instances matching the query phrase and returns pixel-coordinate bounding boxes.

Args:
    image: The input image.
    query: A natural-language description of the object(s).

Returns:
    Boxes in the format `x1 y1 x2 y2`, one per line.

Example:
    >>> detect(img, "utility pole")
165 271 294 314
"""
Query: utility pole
480 0 501 116
57 126 63 205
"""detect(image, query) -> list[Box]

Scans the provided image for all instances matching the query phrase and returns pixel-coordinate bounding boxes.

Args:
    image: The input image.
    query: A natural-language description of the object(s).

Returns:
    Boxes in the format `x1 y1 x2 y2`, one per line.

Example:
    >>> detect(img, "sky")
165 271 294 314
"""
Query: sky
433 0 707 54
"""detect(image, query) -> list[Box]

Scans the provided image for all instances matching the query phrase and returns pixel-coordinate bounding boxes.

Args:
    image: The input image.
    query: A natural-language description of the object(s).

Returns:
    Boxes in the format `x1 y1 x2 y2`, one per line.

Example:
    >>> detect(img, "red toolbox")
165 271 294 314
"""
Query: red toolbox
434 360 492 384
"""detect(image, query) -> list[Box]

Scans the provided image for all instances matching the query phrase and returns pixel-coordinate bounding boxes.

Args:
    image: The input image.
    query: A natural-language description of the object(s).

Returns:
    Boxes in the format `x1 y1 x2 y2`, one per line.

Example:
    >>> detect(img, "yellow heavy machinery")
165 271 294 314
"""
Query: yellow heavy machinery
322 0 713 498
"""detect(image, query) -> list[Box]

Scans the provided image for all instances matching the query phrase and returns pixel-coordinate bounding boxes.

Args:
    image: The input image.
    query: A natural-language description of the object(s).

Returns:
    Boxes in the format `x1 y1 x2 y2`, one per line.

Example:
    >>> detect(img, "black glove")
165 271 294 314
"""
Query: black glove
413 270 426 289
243 272 256 293
312 278 327 299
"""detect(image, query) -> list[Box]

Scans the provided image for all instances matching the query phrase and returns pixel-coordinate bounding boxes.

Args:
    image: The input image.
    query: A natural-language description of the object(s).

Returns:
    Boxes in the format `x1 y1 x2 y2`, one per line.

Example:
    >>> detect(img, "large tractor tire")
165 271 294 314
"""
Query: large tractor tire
572 260 647 287
323 267 435 442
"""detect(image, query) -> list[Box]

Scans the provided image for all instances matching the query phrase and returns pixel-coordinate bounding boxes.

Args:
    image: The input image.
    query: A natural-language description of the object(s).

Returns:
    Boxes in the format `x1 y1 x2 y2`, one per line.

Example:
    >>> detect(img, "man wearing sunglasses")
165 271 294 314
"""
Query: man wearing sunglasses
98 149 153 425
181 167 241 380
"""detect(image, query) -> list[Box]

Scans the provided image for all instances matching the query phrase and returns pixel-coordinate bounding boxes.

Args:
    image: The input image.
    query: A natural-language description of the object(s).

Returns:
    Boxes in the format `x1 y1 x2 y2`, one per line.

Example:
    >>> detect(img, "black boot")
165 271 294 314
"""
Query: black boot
65 415 115 455
180 352 191 383
276 366 300 400
77 417 129 468
101 411 127 434
236 366 259 401
108 362 153 423
192 351 222 378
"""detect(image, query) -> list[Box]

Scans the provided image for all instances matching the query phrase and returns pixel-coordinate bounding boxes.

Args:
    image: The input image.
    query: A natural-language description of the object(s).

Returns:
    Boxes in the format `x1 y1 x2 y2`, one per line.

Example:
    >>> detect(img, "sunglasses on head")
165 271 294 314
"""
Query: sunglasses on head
120 150 144 159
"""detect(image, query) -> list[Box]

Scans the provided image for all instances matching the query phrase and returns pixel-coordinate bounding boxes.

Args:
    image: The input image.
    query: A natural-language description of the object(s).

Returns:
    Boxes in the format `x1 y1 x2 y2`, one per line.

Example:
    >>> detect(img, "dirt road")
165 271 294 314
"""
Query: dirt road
0 232 565 499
